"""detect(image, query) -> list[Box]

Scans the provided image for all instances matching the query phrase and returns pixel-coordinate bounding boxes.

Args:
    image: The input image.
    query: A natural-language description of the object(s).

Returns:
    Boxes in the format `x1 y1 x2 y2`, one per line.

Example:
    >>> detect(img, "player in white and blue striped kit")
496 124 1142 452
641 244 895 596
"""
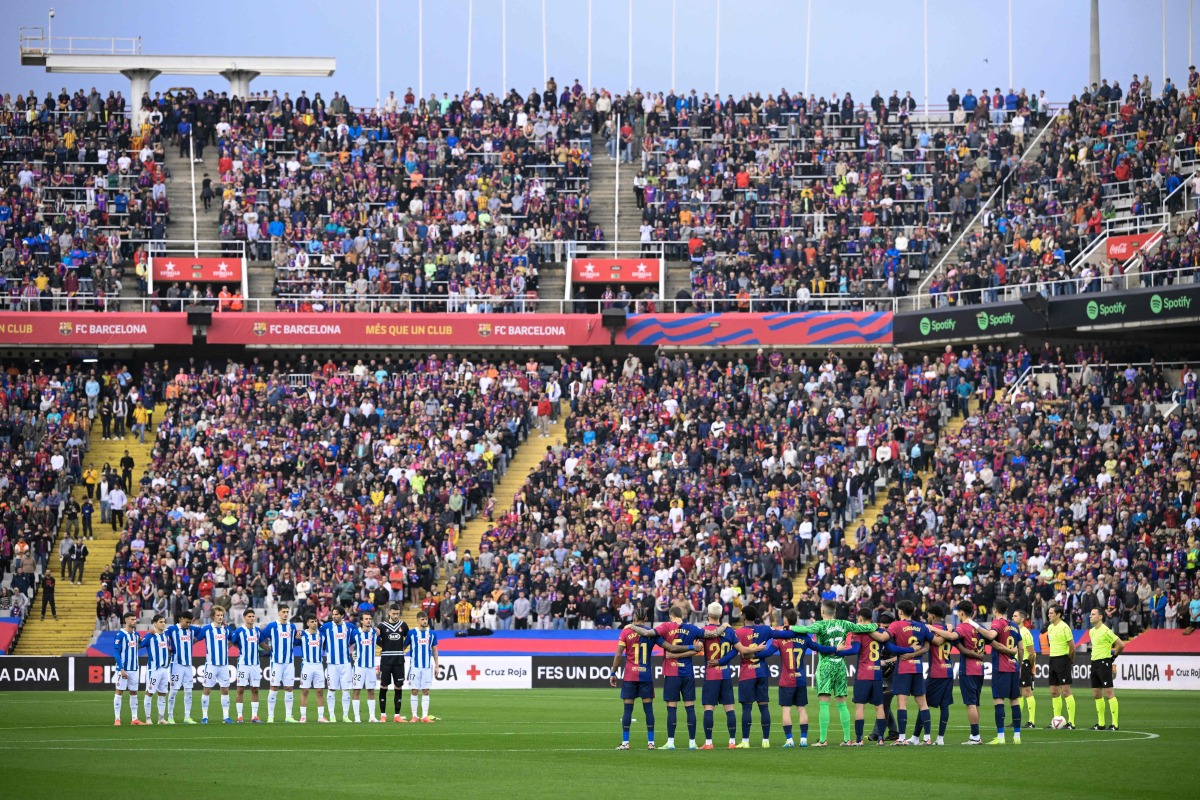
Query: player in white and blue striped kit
113 611 144 726
143 614 173 724
351 613 380 723
299 615 328 723
321 607 355 722
406 610 439 722
232 608 263 722
196 606 235 723
261 605 300 723
165 610 199 723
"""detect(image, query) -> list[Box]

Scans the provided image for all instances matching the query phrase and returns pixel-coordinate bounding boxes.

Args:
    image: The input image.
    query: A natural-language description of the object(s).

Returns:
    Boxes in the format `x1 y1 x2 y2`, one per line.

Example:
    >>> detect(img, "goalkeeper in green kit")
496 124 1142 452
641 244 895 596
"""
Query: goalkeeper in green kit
791 601 887 746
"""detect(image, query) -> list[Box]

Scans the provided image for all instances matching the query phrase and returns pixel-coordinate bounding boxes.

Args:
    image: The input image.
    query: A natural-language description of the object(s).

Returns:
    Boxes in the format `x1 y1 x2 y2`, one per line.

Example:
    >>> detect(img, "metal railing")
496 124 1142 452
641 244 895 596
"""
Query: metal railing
1007 360 1192 405
18 28 142 56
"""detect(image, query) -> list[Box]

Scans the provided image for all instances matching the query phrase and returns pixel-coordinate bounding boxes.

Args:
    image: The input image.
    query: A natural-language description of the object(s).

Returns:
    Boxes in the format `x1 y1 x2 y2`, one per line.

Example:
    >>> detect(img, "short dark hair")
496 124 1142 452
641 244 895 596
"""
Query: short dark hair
993 599 1009 615
178 610 194 620
669 605 685 620
1049 604 1064 617
123 611 137 621
896 599 916 617
955 600 976 616
856 605 873 622
151 614 164 624
332 606 345 616
742 604 759 622
820 600 837 615
929 604 947 619
783 608 798 625
304 615 317 625
878 611 895 625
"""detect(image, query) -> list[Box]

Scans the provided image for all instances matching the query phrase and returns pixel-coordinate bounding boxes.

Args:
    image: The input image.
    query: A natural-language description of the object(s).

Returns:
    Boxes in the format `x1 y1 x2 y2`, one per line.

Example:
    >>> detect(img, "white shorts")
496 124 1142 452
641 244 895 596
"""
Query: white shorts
115 669 140 692
326 663 353 690
237 664 262 688
407 667 433 690
353 666 378 690
147 668 172 694
269 661 295 688
170 664 196 690
299 664 326 689
201 664 233 689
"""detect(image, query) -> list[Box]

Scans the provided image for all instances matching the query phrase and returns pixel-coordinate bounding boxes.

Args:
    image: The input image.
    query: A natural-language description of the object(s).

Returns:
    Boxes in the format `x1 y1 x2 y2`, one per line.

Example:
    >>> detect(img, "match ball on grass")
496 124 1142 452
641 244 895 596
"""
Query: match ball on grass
1050 716 1066 729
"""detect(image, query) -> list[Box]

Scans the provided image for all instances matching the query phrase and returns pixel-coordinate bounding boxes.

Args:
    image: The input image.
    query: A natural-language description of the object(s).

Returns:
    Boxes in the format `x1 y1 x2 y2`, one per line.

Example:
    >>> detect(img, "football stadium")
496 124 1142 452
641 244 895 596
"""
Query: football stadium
1 0 1199 796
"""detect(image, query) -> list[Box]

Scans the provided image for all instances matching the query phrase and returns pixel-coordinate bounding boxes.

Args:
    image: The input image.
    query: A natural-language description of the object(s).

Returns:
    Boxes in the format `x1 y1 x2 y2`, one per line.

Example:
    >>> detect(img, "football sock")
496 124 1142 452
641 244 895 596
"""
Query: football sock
643 701 655 743
725 709 736 739
202 695 210 718
113 694 123 720
970 723 980 738
328 691 338 720
300 701 308 722
855 718 865 741
759 704 771 739
182 688 192 719
379 688 388 715
872 718 885 740
818 701 830 741
1095 698 1106 725
800 723 809 740
703 709 714 741
251 701 259 719
129 694 139 720
158 695 167 720
220 694 229 719
667 706 677 739
740 704 752 740
1065 694 1076 725
341 691 352 719
622 704 633 743
421 694 430 719
1109 697 1119 727
920 709 931 738
685 705 696 740
143 692 152 720
995 704 1006 735
837 703 851 740
167 688 178 717
284 692 293 719
268 690 277 720
1025 695 1036 725
938 707 950 736
897 709 908 737
1052 695 1063 719
394 692 403 715
1010 704 1021 731
353 698 362 722
317 700 325 721
411 693 419 719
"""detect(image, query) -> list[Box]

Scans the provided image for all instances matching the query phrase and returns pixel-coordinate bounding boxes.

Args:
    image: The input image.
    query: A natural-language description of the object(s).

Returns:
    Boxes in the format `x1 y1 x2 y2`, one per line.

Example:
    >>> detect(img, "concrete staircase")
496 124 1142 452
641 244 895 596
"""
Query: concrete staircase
790 401 976 598
162 148 221 247
401 406 568 625
584 133 643 249
536 262 567 313
248 263 275 308
14 405 164 655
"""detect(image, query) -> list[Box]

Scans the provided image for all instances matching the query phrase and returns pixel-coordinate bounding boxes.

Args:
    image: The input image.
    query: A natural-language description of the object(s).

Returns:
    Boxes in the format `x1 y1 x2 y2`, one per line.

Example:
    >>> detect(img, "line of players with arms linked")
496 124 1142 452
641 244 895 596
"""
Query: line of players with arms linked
611 597 1126 750
110 604 441 725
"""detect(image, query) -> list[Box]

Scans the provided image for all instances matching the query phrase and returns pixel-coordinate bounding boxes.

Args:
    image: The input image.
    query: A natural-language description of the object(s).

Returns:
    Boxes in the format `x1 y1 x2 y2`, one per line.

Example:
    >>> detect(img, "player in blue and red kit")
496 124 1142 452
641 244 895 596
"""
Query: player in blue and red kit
610 606 697 750
932 600 989 744
774 609 819 747
925 604 969 745
733 605 796 748
980 598 1023 744
832 606 914 746
700 602 763 749
626 605 730 750
886 599 936 744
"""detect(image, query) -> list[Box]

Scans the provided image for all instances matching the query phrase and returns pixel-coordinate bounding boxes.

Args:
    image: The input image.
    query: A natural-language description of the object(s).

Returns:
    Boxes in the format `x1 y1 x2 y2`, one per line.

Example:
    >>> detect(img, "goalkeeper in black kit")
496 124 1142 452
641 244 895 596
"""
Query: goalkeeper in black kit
377 606 410 722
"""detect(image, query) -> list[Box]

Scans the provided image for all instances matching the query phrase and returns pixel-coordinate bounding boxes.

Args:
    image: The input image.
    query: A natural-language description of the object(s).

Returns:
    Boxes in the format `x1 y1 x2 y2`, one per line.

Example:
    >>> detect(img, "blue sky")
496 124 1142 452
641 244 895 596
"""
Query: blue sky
8 1 1200 106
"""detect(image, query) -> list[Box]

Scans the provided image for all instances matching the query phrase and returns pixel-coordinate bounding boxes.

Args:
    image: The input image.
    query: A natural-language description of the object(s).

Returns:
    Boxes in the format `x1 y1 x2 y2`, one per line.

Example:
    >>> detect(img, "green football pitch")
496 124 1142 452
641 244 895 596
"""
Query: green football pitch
0 690 1194 798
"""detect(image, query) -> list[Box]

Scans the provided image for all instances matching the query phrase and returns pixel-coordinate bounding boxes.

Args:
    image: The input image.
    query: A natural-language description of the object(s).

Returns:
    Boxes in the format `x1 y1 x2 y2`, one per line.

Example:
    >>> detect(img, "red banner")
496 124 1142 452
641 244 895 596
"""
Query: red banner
0 313 193 345
150 257 244 283
1106 232 1161 261
570 258 662 284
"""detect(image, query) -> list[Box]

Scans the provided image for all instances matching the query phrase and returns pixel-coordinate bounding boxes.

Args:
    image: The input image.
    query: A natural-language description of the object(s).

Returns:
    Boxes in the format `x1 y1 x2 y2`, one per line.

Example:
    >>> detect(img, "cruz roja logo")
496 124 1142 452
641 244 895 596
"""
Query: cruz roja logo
1150 294 1192 314
1086 300 1127 320
918 317 956 336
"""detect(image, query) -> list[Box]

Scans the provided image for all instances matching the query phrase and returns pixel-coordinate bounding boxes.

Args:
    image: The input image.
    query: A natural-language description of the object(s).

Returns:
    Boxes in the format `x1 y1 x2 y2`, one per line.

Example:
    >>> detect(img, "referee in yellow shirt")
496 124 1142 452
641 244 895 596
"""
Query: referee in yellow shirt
1013 609 1037 728
1045 604 1076 729
1089 608 1125 731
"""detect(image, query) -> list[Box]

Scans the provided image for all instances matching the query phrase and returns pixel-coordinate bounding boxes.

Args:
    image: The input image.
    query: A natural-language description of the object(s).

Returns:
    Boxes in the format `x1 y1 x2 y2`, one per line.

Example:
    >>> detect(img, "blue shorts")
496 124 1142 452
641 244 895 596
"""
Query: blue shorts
892 671 927 697
664 673 696 704
702 677 734 707
738 676 770 704
778 684 808 708
852 678 884 706
620 680 654 701
960 674 983 707
991 671 1020 701
927 677 955 708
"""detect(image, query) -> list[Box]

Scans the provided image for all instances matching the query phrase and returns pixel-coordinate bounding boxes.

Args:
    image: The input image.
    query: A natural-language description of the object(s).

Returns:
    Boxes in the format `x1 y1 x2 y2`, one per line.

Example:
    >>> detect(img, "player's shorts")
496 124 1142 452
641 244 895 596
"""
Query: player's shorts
170 664 196 690
663 673 696 703
353 666 379 691
237 664 263 688
1020 661 1034 689
852 678 884 706
702 677 734 707
326 663 354 691
147 668 171 694
737 676 769 704
379 656 405 688
892 671 927 697
778 684 808 708
299 663 326 689
201 664 233 689
959 674 983 706
269 661 296 688
114 669 140 692
1048 655 1073 686
620 679 655 700
814 661 848 697
1090 658 1114 689
408 667 434 691
927 677 955 708
991 670 1020 701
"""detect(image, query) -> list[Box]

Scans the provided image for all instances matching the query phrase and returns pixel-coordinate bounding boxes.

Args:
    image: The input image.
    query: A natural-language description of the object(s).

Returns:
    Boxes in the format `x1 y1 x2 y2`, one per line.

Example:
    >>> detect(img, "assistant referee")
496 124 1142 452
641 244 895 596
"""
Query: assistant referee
377 606 409 722
1046 604 1077 729
1089 608 1125 731
1013 609 1037 728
